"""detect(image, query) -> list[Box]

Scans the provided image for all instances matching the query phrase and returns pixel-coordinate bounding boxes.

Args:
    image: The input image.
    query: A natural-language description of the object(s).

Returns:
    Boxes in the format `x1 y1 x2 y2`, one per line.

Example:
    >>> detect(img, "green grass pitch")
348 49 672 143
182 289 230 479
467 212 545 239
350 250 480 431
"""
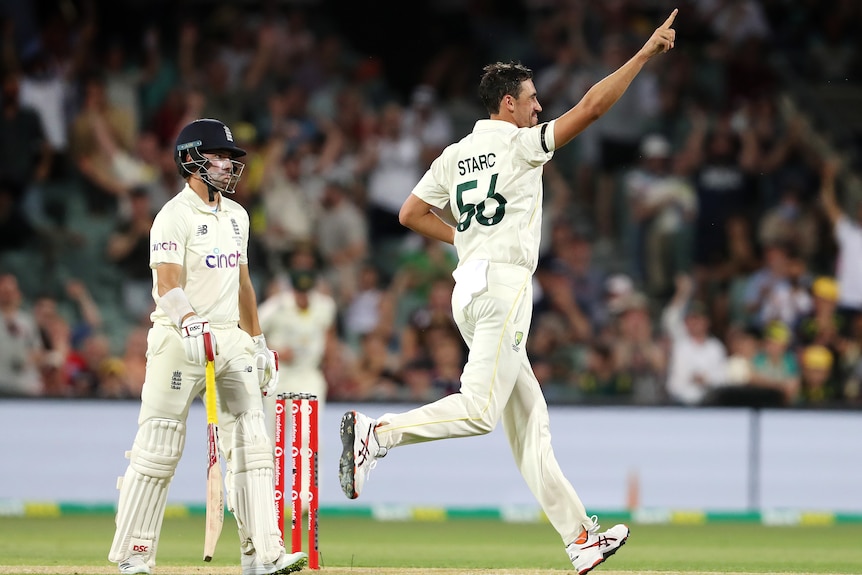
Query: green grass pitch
1 515 860 574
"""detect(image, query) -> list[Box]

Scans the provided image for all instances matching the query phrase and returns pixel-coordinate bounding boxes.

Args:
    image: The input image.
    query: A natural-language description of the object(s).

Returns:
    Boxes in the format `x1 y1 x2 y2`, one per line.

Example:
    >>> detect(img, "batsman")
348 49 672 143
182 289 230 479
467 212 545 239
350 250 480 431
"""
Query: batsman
108 118 307 575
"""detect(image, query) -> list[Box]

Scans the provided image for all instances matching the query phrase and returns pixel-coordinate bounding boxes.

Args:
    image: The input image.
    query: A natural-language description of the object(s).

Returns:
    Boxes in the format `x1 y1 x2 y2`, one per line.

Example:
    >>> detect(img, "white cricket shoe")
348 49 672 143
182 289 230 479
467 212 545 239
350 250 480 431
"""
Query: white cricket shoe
565 516 629 575
338 410 387 499
118 556 150 575
241 549 308 575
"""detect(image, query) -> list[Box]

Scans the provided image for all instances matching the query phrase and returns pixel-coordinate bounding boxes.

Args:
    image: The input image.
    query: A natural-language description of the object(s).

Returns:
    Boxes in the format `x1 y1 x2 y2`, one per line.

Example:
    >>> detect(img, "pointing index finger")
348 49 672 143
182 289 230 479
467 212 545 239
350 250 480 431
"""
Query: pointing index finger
662 8 678 28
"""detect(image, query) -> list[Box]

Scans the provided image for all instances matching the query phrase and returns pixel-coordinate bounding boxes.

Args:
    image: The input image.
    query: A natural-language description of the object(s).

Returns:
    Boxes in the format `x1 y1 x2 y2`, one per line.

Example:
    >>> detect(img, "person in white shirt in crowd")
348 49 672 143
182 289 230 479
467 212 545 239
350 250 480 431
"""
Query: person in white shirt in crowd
819 158 862 322
662 273 729 405
401 85 454 168
0 273 43 396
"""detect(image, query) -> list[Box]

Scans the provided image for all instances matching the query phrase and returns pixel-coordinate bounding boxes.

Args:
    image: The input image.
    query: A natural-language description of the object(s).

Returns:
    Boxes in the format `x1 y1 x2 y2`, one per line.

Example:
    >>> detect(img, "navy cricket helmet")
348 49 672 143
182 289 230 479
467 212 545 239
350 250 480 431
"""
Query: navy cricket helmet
174 118 246 195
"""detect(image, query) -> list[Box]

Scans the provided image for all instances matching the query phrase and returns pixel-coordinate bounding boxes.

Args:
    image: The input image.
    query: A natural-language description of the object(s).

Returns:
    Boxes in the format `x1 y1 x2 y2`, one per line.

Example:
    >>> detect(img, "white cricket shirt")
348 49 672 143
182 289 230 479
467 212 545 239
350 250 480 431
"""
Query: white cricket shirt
149 185 249 327
411 119 556 273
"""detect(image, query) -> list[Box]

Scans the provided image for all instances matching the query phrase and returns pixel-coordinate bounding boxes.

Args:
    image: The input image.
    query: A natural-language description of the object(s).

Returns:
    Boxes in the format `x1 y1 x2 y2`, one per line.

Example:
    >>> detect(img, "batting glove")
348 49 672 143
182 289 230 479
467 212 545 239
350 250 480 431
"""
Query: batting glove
252 334 279 396
181 315 216 365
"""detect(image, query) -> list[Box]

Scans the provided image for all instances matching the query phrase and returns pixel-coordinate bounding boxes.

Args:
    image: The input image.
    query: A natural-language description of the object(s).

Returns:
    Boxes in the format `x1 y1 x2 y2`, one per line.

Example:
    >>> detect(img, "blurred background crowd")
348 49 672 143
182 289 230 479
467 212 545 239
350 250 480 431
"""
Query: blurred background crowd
2 0 862 408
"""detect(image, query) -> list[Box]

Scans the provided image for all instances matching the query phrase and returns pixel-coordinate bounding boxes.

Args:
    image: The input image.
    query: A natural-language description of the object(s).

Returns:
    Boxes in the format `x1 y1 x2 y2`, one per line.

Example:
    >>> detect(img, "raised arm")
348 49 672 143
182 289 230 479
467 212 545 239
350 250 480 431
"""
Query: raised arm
819 158 843 227
553 9 678 149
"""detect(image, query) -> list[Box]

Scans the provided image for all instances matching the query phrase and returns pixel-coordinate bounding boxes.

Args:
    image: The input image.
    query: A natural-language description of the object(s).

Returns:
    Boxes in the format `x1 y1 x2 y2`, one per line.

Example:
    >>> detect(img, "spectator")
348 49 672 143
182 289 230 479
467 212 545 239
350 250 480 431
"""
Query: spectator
68 73 138 215
742 242 812 330
96 354 134 399
688 112 759 289
528 313 581 398
662 274 729 405
748 320 800 405
62 278 103 348
341 263 394 348
796 276 845 349
39 313 75 398
725 323 760 386
798 344 843 406
105 187 155 323
401 85 454 168
537 222 608 331
819 158 862 321
315 178 368 306
121 325 148 398
534 261 593 347
68 332 117 397
610 291 667 404
576 341 634 401
398 358 439 402
355 101 423 255
711 214 762 336
427 330 465 398
0 179 38 255
0 273 43 396
350 331 401 401
623 133 697 297
758 181 820 262
0 70 53 241
258 145 317 274
398 277 461 369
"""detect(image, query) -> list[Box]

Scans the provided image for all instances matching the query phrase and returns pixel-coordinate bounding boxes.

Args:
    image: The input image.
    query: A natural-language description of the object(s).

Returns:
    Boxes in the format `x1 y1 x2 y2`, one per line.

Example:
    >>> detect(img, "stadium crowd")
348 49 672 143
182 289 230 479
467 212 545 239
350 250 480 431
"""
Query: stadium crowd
2 0 862 408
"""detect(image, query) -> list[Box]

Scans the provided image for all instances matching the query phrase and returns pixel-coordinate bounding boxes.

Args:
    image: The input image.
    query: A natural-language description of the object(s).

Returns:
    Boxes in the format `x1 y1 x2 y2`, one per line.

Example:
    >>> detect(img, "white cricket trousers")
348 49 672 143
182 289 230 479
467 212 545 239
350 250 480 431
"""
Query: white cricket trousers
375 262 591 544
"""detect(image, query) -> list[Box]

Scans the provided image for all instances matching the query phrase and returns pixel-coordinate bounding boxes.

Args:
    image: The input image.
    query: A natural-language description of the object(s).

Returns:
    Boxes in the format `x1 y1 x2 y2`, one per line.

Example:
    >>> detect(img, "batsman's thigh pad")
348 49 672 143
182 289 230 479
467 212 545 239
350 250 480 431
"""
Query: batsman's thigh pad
109 418 186 566
226 410 283 562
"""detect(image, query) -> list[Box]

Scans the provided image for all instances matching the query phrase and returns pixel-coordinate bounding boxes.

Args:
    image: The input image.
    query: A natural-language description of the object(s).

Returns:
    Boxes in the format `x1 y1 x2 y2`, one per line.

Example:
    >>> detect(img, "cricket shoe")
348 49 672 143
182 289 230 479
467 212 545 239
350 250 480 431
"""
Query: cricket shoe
565 516 629 575
118 556 150 575
338 410 387 499
241 550 308 575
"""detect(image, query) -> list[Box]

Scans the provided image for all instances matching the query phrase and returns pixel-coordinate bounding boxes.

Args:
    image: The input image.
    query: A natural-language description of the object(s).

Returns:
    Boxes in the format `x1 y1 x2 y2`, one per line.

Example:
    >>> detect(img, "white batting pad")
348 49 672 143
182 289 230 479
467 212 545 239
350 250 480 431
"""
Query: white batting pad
226 410 283 563
108 418 185 566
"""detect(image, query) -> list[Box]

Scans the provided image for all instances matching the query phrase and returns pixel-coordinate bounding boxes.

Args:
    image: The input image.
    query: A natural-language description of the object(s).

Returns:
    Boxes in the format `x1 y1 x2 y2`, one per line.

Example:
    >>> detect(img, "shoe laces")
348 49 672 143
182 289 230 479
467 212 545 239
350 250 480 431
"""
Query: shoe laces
585 514 601 535
357 424 387 468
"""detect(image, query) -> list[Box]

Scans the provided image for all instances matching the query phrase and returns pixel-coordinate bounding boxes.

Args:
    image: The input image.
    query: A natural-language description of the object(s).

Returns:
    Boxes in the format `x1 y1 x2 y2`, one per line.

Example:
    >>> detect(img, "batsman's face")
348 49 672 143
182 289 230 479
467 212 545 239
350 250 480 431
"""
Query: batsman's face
512 79 542 128
202 151 238 184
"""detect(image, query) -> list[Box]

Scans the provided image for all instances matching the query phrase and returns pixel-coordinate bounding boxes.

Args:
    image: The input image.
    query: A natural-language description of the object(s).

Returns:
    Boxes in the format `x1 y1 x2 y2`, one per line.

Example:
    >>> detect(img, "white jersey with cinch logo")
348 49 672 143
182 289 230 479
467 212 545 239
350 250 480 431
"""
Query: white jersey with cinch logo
410 118 556 273
149 184 249 327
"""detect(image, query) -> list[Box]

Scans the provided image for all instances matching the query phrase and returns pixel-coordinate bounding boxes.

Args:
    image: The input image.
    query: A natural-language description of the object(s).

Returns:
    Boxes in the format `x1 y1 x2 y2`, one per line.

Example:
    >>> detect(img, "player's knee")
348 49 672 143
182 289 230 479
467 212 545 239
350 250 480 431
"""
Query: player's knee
130 418 185 479
469 414 496 435
460 392 498 435
231 409 274 472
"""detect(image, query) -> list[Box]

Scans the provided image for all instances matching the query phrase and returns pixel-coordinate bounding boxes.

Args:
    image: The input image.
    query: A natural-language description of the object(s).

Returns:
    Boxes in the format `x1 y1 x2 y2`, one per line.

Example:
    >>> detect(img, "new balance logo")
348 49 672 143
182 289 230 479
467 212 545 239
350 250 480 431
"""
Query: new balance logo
197 224 208 236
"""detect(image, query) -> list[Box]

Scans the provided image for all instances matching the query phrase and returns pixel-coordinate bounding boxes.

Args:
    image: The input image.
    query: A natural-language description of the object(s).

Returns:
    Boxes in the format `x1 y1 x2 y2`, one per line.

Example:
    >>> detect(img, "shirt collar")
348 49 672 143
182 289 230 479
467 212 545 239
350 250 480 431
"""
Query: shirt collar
181 184 228 213
473 119 519 133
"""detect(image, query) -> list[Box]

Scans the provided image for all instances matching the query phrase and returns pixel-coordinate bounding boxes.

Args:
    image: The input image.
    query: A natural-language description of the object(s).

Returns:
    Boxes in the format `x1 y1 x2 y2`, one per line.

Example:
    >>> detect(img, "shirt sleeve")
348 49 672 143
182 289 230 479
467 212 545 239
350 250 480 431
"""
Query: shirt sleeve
149 206 188 268
514 120 556 167
835 215 857 245
411 154 451 209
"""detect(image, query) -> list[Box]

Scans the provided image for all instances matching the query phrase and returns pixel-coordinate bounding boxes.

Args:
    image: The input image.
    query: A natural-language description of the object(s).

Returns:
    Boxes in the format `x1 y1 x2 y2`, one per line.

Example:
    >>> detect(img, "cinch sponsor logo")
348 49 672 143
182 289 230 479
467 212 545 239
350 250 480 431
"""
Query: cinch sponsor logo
205 248 242 269
152 240 178 252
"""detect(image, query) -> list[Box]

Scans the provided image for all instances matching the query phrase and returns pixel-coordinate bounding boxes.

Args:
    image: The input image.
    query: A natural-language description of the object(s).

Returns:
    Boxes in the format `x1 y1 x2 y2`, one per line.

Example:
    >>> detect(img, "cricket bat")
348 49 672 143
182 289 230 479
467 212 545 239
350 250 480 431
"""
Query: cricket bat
203 358 223 561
